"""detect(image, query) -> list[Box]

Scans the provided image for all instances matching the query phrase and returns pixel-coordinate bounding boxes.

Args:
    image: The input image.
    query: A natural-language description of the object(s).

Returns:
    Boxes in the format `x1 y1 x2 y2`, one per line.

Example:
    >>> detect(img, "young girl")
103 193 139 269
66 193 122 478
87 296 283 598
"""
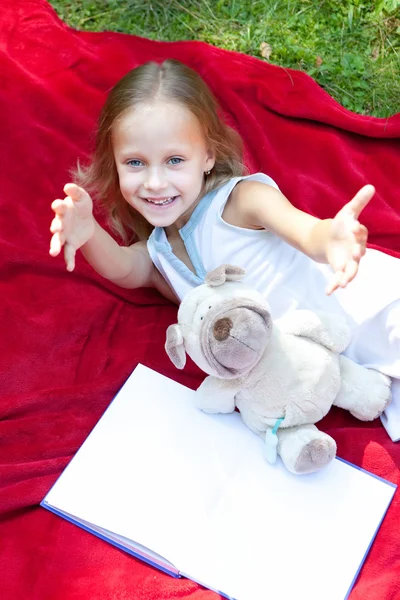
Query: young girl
49 59 400 439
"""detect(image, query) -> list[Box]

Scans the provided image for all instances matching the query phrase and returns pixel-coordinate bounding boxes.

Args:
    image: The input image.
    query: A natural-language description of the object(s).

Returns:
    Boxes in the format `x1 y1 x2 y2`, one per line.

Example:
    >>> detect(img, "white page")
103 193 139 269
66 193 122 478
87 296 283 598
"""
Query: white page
179 455 394 600
44 364 258 566
44 364 395 600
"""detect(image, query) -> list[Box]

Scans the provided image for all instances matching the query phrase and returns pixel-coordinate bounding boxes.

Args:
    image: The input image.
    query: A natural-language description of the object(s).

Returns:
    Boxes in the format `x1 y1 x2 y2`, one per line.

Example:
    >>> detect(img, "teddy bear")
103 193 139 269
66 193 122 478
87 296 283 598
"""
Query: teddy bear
165 265 392 475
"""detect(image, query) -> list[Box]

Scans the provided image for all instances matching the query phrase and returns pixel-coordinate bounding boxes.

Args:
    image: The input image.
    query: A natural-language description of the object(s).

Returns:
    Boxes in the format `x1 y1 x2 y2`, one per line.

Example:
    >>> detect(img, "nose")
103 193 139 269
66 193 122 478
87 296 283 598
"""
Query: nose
143 166 168 192
213 318 233 341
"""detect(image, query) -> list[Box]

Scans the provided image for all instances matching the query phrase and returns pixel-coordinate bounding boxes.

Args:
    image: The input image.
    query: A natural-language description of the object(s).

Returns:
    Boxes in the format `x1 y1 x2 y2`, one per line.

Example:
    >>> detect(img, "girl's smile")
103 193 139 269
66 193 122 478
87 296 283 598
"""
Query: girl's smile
142 195 179 206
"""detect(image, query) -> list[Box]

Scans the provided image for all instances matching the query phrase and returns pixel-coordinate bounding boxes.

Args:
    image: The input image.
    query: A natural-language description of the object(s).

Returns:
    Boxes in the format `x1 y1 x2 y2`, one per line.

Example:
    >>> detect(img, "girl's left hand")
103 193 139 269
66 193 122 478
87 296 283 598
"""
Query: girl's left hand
326 185 374 295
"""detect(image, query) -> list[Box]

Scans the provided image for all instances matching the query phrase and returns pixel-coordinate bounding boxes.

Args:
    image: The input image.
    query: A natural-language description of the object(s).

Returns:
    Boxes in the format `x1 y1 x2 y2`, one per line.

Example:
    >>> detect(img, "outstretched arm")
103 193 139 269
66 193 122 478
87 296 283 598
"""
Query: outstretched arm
50 183 178 301
224 180 372 295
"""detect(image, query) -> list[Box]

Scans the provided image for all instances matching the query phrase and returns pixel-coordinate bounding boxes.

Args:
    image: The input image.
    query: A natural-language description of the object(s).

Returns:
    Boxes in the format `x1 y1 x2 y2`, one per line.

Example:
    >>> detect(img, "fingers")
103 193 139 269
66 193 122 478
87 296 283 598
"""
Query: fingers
49 232 76 272
326 273 341 296
51 199 68 216
49 209 65 255
49 231 65 257
50 214 63 234
51 183 89 215
351 221 368 238
351 222 368 259
352 242 366 261
326 260 359 296
346 184 375 219
327 190 371 295
63 182 88 203
49 184 83 271
64 243 76 272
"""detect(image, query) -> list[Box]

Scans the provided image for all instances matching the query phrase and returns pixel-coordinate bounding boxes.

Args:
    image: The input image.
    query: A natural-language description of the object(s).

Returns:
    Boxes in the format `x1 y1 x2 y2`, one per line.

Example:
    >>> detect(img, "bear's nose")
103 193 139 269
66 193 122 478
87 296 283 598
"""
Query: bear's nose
213 317 233 341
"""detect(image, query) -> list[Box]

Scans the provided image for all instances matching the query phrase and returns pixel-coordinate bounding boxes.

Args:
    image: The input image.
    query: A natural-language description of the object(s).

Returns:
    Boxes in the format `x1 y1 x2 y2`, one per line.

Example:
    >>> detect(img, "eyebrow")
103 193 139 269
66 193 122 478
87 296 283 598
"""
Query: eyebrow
116 146 192 159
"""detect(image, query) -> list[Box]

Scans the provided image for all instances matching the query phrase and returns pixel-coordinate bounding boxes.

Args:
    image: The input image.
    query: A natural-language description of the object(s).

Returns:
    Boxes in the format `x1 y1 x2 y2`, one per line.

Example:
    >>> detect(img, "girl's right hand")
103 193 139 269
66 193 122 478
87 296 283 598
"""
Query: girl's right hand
49 183 96 272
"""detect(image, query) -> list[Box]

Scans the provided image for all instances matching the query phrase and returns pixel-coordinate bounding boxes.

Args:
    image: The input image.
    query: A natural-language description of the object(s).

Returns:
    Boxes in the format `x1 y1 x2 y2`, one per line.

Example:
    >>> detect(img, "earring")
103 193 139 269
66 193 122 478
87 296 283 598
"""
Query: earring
205 170 211 176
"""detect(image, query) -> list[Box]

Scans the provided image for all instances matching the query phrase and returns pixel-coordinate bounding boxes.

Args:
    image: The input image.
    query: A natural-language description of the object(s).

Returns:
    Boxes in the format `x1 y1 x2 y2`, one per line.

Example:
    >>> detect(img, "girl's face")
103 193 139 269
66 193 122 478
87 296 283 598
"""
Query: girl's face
112 100 215 230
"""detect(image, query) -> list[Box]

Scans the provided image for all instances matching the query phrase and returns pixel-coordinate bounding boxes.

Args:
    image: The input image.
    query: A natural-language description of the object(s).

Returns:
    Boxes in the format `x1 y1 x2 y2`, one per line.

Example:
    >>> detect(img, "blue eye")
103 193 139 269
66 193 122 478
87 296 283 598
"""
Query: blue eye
127 159 143 167
168 157 183 165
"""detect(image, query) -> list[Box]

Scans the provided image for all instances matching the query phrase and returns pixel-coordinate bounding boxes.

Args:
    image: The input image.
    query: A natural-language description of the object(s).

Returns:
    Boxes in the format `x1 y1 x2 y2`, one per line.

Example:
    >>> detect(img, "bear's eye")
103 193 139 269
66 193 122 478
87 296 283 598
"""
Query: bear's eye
208 305 212 309
200 316 204 320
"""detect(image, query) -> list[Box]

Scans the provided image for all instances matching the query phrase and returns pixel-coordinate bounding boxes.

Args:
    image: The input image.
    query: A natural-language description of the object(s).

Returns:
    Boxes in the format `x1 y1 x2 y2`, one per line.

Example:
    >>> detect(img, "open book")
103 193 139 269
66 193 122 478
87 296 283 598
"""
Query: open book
41 364 396 600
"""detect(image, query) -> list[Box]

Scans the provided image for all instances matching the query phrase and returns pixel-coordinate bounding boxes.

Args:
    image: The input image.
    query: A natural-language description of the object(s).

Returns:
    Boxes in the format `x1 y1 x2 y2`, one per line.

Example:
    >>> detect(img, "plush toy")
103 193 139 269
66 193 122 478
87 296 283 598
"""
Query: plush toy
165 265 392 475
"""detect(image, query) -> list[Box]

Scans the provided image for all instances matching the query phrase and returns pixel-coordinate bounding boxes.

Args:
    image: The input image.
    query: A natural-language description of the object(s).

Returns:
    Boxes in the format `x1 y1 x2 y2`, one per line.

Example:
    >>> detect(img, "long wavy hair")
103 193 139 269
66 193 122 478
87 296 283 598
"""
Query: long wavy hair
74 59 245 242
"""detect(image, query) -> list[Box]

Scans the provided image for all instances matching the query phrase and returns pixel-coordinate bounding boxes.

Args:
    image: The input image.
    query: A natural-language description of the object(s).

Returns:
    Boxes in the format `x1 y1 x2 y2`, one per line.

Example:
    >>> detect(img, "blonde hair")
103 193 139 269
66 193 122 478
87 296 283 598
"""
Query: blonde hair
75 59 245 242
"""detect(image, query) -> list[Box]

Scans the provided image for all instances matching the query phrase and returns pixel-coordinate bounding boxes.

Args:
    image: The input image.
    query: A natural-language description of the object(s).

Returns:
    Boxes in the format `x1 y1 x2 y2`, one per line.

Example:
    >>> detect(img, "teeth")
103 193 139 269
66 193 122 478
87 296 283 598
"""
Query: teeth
146 197 175 205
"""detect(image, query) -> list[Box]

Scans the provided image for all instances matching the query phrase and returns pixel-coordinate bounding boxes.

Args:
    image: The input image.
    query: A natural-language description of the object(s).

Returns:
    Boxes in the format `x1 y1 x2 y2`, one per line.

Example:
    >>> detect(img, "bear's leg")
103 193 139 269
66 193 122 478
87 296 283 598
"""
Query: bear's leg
276 425 336 475
195 376 237 414
381 378 400 442
335 355 392 421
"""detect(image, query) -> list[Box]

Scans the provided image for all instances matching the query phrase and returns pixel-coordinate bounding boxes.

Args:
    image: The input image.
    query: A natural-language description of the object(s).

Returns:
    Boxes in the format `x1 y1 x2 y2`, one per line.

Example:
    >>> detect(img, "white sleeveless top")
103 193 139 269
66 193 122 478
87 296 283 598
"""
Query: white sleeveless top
148 173 400 376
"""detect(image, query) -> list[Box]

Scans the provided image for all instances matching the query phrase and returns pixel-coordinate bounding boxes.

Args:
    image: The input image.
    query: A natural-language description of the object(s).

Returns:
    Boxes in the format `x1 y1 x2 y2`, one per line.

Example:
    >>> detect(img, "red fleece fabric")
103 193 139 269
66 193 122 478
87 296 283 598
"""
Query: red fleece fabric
1 1 399 599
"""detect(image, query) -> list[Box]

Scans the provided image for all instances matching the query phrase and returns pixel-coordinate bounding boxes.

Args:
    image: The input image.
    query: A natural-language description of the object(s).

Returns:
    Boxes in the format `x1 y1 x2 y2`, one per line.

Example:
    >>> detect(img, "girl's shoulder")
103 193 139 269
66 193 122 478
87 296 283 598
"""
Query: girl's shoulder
209 172 279 197
222 174 281 229
234 172 280 191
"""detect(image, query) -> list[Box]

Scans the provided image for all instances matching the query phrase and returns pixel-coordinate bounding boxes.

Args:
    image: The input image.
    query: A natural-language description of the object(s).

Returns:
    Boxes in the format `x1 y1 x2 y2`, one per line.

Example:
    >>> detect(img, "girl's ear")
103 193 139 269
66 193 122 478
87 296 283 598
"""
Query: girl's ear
205 147 216 172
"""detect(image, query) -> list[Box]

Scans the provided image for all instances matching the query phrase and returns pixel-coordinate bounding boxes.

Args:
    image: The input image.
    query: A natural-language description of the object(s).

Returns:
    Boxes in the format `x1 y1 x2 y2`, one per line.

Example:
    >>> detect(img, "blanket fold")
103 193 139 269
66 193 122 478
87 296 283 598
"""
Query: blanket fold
1 1 399 599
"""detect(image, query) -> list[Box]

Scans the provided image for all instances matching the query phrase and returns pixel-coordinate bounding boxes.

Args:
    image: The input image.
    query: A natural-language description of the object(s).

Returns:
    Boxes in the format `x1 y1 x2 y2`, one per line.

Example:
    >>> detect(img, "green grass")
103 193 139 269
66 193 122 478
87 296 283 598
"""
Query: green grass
50 0 400 117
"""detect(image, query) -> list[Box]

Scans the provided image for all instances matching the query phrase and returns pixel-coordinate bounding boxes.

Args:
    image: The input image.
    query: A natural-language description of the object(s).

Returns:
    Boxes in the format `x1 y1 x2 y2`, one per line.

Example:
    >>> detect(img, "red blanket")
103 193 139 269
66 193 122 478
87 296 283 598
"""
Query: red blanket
1 2 399 599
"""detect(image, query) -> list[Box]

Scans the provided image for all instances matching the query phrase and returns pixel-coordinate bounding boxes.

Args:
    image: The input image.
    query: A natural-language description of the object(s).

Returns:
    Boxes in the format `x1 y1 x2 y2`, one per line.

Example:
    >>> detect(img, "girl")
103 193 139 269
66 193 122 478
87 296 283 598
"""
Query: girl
49 59 400 439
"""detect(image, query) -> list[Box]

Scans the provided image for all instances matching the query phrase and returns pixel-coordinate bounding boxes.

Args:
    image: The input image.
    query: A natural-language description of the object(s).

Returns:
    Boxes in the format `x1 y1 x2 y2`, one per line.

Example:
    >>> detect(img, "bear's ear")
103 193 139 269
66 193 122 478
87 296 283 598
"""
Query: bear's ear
205 264 246 287
165 324 186 369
